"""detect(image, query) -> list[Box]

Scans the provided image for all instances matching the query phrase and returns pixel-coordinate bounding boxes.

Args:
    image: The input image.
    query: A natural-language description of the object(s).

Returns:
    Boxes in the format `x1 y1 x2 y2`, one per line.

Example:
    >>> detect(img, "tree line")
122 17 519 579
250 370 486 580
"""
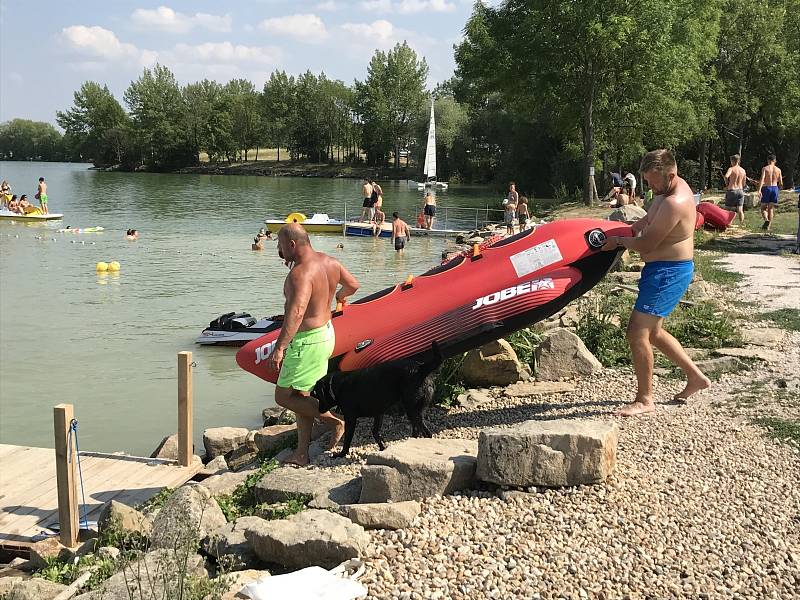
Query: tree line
2 0 798 202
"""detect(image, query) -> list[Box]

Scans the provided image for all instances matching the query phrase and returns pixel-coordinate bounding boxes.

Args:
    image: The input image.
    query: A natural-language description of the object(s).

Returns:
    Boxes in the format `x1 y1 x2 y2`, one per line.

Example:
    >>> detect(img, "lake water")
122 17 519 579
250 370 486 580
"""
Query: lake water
0 162 497 455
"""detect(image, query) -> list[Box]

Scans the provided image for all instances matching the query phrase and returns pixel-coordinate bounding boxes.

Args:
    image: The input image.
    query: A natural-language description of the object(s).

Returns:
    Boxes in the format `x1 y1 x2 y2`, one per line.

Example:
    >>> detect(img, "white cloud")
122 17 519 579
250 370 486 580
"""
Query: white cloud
360 0 456 13
168 42 282 65
340 19 396 43
61 25 156 66
259 14 327 42
315 0 341 10
131 6 232 34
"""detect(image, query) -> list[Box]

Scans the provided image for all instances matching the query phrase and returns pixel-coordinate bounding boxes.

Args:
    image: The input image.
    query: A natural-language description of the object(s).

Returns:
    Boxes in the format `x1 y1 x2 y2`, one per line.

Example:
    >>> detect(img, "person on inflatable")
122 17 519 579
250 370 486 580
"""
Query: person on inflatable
7 195 21 214
270 223 360 465
757 154 783 231
1 180 10 208
18 195 36 214
601 149 710 416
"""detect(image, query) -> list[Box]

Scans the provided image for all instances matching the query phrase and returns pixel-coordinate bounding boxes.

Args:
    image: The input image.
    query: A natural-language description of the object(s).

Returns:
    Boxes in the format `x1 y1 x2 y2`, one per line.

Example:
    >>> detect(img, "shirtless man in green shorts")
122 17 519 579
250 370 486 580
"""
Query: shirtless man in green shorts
270 223 360 465
36 177 48 214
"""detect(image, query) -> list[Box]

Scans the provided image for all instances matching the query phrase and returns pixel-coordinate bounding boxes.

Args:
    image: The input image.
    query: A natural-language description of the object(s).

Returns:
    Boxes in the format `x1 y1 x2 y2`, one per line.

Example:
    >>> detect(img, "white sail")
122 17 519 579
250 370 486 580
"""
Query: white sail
422 101 436 180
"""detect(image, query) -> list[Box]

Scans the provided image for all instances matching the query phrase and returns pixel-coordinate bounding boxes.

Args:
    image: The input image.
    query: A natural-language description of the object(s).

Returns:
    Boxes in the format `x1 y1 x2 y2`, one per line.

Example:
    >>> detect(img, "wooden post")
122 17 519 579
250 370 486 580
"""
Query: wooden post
53 404 79 548
177 351 193 467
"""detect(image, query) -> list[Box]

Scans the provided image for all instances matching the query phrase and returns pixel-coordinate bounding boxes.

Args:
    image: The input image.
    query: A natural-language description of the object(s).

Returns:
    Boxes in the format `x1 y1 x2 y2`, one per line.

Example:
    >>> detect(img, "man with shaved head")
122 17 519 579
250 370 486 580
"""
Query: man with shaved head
270 223 360 465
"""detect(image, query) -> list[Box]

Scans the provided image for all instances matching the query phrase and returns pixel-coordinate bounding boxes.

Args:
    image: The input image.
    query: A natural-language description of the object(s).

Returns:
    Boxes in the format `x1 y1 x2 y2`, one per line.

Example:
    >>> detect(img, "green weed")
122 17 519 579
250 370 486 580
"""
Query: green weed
761 308 800 332
665 303 742 349
216 458 296 522
434 354 467 406
138 487 175 513
753 417 800 445
692 251 744 286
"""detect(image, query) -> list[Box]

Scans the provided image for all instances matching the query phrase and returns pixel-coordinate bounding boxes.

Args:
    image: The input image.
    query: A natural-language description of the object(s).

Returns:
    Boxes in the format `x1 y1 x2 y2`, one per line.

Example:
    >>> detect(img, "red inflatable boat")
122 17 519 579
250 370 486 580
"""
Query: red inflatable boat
237 219 632 383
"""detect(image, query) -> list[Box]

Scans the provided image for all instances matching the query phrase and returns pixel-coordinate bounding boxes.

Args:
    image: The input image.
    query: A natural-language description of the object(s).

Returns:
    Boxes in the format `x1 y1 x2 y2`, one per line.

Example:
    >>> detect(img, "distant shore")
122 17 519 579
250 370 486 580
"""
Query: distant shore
173 161 420 181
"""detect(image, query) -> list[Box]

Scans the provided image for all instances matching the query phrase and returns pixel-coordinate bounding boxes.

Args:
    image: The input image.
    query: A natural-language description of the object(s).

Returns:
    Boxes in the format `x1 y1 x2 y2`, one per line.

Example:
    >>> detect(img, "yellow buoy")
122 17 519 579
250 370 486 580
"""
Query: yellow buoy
285 212 307 223
96 261 109 272
108 261 121 272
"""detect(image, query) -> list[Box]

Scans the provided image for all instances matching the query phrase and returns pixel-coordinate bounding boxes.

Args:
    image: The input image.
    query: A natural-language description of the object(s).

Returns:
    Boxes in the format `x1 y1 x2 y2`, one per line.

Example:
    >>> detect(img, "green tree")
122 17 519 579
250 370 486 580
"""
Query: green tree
0 119 65 161
357 43 429 167
56 82 129 166
261 71 295 162
124 64 193 169
456 0 721 204
225 79 262 161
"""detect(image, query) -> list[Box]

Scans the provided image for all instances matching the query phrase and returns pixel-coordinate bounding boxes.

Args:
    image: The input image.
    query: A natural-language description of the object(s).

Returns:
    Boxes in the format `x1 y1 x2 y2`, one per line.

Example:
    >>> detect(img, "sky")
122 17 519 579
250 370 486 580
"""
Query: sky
0 0 483 126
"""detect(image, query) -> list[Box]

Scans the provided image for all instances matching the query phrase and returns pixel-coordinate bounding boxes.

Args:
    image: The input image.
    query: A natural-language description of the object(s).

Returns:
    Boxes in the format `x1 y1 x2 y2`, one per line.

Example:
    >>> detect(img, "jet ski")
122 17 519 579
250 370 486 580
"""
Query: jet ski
196 312 281 346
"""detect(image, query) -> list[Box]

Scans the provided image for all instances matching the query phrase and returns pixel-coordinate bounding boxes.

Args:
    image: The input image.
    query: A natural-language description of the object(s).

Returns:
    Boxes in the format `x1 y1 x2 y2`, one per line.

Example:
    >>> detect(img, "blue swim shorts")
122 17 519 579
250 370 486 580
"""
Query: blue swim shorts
761 185 779 204
634 260 694 318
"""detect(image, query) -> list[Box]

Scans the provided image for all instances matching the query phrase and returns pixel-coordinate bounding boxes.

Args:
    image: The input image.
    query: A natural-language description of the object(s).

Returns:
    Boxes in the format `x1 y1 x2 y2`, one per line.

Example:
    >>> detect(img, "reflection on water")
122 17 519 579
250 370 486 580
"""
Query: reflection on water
0 162 495 454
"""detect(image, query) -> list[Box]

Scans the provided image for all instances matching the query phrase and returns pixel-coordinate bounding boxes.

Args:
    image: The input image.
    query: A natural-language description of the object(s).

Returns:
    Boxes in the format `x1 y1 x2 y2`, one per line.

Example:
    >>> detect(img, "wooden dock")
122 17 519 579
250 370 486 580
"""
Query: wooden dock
0 444 202 554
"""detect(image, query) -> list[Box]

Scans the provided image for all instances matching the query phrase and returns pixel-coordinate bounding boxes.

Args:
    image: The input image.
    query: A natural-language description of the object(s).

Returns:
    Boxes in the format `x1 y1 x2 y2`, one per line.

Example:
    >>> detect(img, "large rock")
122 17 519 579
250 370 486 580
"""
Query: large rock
460 339 530 387
28 538 74 570
200 455 229 475
741 327 784 347
343 501 421 530
714 346 782 363
608 205 647 224
203 516 264 570
504 381 577 397
150 433 179 460
360 438 478 503
98 500 152 537
199 470 250 497
216 569 271 600
204 427 250 460
0 578 69 600
253 425 297 455
150 484 227 549
477 419 619 487
73 549 205 600
534 328 603 381
694 356 746 377
245 509 368 570
254 467 361 509
455 388 493 410
262 406 295 426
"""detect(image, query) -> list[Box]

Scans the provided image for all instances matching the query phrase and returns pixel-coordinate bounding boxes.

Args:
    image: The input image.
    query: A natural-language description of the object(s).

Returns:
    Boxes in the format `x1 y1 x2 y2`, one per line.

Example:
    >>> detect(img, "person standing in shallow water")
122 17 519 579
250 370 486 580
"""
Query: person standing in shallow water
601 149 710 416
270 223 360 465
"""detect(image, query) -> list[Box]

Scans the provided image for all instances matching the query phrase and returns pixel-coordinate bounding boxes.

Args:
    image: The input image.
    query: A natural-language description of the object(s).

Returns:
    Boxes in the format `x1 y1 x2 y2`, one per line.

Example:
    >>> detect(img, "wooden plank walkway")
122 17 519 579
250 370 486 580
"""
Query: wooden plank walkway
0 444 202 553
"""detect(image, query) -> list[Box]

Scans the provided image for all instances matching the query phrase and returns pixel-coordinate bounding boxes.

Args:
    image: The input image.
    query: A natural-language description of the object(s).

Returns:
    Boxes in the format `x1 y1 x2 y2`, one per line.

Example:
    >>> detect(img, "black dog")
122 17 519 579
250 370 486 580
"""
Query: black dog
313 343 443 457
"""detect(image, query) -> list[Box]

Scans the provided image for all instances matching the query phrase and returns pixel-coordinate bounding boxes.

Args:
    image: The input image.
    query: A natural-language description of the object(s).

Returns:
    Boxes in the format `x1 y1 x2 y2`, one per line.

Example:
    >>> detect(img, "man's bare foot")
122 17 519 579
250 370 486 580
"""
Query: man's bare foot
674 375 711 402
325 421 345 451
281 450 309 466
617 400 656 417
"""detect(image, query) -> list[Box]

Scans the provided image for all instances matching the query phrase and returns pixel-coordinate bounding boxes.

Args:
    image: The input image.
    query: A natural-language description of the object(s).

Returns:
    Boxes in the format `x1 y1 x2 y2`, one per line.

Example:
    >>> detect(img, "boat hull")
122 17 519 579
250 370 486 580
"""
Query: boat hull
237 218 632 384
344 222 392 238
0 211 64 221
265 221 343 234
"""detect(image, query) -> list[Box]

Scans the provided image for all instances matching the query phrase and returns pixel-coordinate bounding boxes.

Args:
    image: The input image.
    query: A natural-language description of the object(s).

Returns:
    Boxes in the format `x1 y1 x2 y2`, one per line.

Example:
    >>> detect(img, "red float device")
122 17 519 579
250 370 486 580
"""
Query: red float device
237 219 633 384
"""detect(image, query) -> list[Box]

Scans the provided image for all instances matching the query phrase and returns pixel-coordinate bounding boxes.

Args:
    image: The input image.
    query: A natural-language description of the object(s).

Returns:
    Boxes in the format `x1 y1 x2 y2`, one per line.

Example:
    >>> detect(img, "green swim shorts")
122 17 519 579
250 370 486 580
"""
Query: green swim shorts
39 194 48 205
276 322 335 391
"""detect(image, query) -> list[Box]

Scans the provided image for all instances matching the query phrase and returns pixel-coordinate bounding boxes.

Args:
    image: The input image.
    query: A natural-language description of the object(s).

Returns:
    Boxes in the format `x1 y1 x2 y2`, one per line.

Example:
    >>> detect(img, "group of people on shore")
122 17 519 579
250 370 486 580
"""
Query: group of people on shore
1 178 49 215
501 182 531 234
603 171 643 208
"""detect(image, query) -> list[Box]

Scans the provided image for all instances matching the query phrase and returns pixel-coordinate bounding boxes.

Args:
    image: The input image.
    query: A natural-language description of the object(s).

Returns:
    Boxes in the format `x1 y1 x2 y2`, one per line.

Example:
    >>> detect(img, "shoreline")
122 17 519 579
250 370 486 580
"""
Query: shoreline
176 161 420 180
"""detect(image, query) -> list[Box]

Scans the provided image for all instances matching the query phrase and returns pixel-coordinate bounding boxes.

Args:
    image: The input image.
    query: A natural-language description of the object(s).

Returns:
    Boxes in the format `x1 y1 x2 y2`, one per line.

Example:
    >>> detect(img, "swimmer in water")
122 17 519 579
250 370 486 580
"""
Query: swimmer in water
125 229 139 240
252 228 269 251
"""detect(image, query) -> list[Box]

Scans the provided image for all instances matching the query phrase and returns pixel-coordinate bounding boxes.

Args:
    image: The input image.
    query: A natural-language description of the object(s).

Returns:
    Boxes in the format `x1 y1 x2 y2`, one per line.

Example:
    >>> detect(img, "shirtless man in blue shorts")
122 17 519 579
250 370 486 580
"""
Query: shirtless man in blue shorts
757 154 783 231
602 149 710 416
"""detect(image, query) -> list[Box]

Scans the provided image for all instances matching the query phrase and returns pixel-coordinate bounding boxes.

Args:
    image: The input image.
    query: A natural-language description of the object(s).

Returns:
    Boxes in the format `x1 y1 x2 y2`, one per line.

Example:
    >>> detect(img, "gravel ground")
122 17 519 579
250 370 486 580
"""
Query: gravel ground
302 326 800 599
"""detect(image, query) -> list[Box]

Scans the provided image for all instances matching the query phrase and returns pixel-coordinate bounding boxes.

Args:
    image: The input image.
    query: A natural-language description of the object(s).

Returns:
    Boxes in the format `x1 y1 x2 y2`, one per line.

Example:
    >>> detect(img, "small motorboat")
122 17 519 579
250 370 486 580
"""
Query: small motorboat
344 221 392 238
196 312 281 346
0 209 63 221
265 212 344 234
